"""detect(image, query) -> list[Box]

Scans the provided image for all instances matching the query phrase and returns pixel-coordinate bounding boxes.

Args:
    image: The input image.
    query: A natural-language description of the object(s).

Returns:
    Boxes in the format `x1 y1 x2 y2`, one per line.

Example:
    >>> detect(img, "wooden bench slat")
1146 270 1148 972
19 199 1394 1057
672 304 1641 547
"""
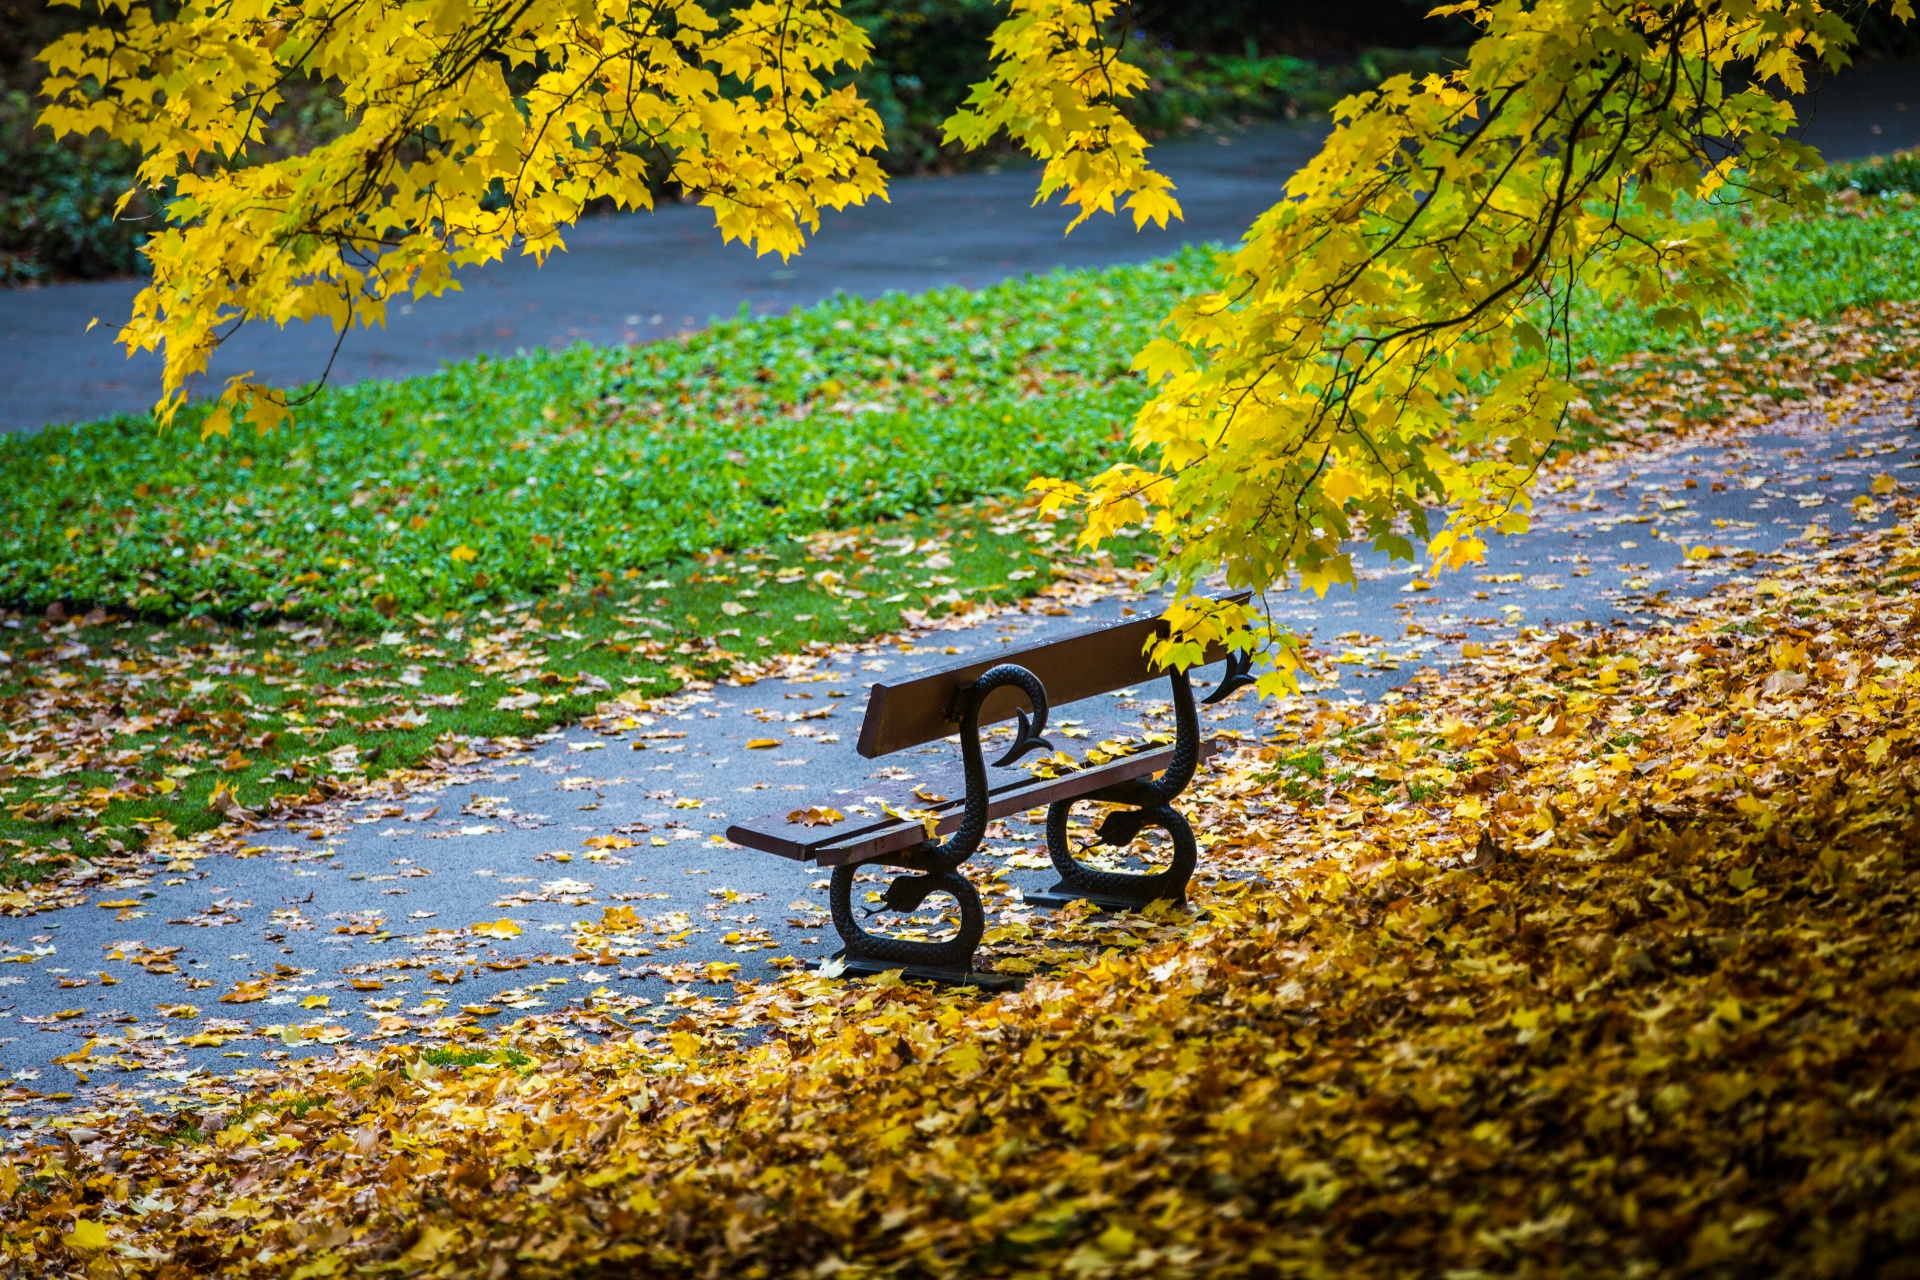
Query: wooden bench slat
853 592 1250 758
725 738 1221 867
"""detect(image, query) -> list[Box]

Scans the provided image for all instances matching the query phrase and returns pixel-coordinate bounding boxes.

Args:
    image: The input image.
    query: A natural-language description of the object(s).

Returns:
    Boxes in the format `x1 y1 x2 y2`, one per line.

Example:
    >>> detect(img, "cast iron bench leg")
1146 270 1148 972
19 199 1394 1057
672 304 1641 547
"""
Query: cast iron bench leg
1027 649 1254 912
1039 797 1198 909
820 662 1052 988
828 863 985 972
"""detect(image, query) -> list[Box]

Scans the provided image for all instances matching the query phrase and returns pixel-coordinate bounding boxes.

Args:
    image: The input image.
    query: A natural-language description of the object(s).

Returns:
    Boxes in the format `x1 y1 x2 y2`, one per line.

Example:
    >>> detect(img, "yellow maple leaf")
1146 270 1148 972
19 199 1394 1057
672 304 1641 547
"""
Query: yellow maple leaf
786 806 845 826
62 1220 108 1252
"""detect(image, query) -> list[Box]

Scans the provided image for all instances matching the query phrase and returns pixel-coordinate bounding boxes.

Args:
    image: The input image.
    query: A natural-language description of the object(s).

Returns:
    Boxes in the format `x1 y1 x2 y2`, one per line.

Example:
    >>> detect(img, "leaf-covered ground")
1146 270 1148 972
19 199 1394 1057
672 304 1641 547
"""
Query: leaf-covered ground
0 252 1207 628
0 500 1134 883
4 387 1920 1277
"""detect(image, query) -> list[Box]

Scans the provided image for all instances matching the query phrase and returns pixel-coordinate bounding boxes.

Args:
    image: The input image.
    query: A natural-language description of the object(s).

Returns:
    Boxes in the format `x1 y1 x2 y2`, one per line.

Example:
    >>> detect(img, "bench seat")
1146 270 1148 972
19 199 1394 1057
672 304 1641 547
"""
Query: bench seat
727 736 1223 867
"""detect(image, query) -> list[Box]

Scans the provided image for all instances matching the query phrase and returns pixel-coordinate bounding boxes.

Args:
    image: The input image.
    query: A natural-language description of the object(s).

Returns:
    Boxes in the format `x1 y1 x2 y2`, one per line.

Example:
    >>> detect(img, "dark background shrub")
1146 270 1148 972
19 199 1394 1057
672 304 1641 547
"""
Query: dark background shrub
0 0 152 283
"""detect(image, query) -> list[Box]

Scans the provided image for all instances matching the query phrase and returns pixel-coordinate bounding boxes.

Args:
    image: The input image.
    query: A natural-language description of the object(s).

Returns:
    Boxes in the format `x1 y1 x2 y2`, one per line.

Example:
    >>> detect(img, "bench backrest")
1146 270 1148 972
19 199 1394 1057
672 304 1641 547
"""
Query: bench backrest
854 594 1248 758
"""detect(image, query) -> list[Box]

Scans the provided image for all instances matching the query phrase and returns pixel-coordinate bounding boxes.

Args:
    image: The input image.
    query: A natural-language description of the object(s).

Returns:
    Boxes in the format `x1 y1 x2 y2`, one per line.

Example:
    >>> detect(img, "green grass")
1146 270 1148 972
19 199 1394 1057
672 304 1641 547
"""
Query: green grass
421 1047 534 1071
5 205 1916 632
1565 201 1920 364
1820 147 1920 200
2 248 1212 627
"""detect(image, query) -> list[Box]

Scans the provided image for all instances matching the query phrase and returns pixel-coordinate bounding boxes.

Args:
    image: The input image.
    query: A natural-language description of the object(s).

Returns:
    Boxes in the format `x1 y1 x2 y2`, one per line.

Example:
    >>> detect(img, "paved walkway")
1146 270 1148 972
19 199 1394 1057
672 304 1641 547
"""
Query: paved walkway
3 391 1915 1100
0 125 1324 433
4 58 1919 433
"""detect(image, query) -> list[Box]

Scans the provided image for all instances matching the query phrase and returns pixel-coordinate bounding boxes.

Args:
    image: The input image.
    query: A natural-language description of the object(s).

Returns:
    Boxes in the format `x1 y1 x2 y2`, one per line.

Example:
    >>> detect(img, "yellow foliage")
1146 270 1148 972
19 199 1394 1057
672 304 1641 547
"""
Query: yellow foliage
941 0 1181 232
60 1220 108 1252
34 0 1916 697
38 0 891 425
1023 0 1905 679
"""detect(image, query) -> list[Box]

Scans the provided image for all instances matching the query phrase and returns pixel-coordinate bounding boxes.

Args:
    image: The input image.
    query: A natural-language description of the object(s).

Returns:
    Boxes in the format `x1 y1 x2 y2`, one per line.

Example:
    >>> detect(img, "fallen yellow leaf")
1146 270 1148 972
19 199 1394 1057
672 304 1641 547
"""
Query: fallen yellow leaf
786 806 846 827
62 1220 108 1252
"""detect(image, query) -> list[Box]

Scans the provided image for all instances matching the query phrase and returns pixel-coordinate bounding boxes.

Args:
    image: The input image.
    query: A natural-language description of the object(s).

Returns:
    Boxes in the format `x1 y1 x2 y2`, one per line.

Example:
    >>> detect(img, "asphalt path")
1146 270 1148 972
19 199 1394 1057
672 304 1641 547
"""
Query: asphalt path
0 125 1323 433
4 397 1916 1102
4 59 1920 433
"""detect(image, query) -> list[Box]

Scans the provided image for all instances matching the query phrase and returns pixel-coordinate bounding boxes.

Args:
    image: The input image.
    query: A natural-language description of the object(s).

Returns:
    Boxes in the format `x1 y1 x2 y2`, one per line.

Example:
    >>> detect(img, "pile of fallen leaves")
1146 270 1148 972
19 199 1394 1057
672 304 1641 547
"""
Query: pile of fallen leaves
5 414 1920 1276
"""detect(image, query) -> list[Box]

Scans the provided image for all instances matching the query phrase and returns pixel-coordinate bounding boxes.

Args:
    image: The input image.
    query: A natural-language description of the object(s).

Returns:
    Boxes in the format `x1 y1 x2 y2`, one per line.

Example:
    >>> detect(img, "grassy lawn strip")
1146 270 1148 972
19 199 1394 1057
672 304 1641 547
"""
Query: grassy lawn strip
1565 194 1920 365
0 249 1210 627
5 202 1919 630
1 500 1145 883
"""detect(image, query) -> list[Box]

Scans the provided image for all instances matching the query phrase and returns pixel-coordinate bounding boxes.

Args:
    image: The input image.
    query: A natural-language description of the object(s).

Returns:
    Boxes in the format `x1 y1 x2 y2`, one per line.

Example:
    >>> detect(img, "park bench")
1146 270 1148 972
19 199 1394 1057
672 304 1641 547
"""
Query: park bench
725 597 1255 985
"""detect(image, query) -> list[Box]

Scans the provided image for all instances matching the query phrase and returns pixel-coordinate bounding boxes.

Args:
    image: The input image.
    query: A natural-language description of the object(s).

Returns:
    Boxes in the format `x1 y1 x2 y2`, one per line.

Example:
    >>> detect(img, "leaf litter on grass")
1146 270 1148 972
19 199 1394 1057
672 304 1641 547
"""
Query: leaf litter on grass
0 250 1216 627
6 381 1920 1276
0 497 1127 885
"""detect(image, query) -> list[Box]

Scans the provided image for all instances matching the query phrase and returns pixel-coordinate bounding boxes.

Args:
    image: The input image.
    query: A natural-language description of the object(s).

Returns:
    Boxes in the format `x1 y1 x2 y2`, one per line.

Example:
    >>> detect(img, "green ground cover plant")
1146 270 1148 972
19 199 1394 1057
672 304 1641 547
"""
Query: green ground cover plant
1821 145 1920 199
1 248 1212 625
1120 44 1459 136
1566 198 1920 362
0 86 149 284
5 204 1917 628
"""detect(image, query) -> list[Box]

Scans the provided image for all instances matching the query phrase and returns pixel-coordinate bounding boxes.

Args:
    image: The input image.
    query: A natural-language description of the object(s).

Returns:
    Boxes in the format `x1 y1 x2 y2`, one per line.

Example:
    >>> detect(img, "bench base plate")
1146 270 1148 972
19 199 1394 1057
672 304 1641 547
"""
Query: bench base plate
1022 885 1187 914
820 953 1023 992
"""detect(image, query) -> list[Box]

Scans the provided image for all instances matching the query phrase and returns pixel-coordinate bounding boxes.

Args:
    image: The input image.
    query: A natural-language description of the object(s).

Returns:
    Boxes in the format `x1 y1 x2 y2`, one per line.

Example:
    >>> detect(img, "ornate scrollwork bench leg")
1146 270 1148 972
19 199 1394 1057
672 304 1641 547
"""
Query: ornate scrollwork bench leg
828 854 987 976
1037 795 1199 909
821 664 1053 989
1028 650 1255 912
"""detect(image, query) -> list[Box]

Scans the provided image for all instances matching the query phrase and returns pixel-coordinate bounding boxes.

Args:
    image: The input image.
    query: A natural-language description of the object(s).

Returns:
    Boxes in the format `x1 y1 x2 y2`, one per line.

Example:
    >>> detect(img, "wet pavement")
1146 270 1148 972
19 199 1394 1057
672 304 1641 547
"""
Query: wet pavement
4 389 1917 1101
0 124 1323 434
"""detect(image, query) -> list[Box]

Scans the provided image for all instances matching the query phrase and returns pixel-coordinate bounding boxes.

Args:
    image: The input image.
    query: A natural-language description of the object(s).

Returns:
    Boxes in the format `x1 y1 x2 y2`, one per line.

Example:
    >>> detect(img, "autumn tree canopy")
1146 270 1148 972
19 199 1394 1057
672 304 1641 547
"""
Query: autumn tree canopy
36 0 1914 669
